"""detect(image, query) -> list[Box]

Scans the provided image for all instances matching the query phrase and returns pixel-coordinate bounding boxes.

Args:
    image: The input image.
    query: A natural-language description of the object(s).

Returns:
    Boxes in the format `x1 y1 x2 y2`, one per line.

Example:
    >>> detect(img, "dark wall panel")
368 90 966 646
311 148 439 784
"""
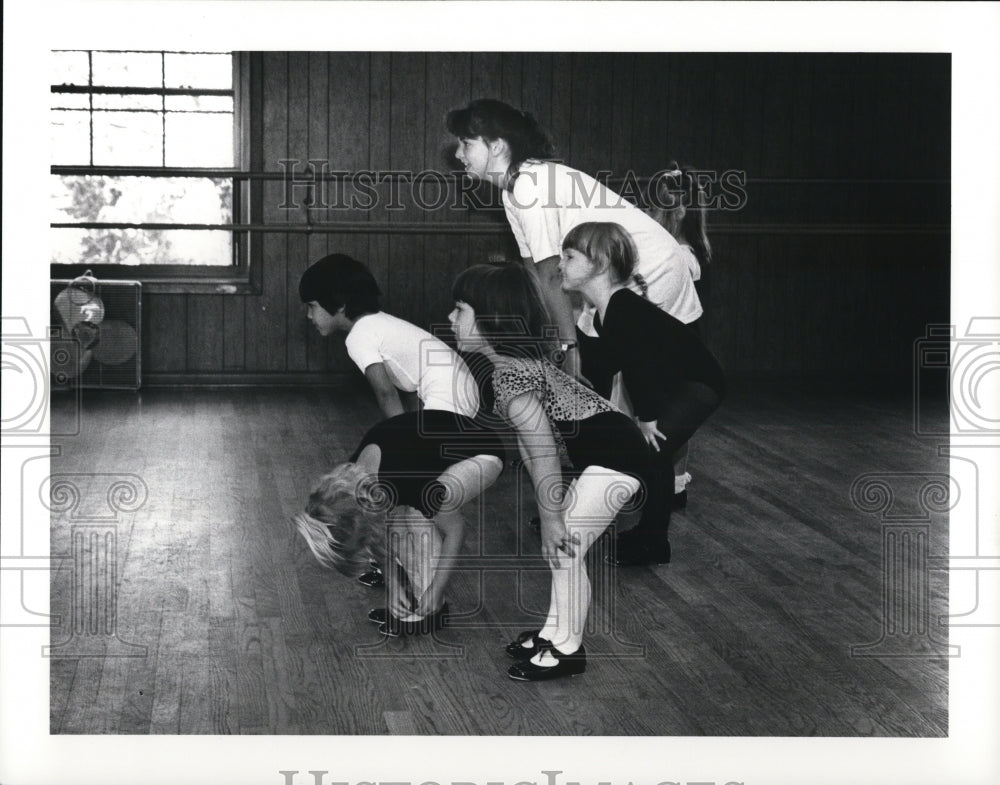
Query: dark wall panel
304 55 330 389
144 295 187 374
569 53 615 177
187 296 223 372
247 51 290 375
140 52 950 387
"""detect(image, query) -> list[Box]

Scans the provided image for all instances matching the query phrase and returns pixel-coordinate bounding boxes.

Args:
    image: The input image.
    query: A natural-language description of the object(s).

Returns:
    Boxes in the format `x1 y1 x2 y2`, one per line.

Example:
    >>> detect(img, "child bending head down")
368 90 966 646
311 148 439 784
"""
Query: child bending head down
294 462 390 576
294 414 506 637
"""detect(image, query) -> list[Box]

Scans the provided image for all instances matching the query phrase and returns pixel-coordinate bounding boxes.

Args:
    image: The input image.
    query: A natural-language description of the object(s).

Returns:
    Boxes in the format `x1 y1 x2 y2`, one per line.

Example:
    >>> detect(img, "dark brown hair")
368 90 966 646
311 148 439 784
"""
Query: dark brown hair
451 263 556 359
446 99 555 188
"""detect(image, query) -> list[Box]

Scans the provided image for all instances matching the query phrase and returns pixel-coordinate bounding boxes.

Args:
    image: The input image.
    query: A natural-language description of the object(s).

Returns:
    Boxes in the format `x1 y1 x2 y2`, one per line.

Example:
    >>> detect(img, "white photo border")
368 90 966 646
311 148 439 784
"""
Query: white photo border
3 2 998 785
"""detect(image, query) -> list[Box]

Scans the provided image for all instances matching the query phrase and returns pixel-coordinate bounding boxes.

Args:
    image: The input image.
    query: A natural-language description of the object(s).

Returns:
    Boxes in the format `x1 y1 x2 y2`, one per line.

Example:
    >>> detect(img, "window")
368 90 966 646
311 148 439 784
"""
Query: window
50 50 259 293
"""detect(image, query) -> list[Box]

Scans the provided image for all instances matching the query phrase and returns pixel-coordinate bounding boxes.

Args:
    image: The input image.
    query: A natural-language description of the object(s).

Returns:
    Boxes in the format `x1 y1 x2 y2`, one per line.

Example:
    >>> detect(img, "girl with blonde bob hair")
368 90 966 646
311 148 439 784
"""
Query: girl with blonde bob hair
294 411 505 637
558 222 725 566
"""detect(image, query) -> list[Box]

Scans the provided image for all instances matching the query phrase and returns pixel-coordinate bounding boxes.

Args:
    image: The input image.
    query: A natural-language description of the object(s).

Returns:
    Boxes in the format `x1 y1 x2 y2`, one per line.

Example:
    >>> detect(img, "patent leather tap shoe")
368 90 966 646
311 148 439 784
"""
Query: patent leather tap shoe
358 568 384 588
378 603 449 637
504 629 552 659
507 644 587 681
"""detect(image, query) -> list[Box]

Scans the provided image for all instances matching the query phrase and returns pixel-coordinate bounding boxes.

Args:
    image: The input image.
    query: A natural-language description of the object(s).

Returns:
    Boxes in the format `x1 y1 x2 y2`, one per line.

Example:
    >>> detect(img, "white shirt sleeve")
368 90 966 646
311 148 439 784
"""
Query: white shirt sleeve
679 244 702 282
344 321 383 374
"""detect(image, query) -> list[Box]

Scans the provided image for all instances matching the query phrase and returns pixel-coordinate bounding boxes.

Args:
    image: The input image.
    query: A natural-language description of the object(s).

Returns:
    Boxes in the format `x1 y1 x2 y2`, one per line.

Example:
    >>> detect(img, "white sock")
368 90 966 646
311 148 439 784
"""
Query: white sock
674 472 692 494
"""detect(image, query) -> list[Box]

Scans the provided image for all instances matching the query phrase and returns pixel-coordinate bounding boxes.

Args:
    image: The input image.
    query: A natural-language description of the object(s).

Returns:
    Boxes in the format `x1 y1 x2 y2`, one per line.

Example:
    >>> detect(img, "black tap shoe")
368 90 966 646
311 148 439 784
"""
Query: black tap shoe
507 644 587 681
504 629 552 659
358 568 384 588
377 603 450 637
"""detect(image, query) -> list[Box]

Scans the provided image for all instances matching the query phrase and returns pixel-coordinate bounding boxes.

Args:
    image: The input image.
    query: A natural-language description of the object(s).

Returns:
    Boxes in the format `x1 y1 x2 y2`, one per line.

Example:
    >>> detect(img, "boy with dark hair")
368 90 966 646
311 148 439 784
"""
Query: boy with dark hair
299 253 479 420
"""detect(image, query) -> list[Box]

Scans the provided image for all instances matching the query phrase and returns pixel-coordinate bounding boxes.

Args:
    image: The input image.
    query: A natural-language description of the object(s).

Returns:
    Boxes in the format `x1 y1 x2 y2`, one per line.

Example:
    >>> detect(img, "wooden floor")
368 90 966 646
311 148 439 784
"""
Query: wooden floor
48 383 950 735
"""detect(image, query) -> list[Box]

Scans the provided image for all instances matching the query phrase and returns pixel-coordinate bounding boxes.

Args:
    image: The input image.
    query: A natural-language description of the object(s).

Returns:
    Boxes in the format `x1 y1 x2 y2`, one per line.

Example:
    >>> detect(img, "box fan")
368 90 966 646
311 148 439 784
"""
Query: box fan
50 272 142 391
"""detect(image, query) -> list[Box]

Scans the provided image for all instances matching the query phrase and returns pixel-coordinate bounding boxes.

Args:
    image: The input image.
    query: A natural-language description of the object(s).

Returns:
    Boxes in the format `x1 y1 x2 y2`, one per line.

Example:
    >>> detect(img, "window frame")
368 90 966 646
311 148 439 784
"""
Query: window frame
49 51 262 295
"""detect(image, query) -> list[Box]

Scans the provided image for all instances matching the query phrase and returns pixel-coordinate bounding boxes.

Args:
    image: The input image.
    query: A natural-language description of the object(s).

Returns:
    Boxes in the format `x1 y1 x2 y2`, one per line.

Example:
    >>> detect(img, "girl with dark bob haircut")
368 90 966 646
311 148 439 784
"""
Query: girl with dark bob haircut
450 262 556 360
447 262 655 683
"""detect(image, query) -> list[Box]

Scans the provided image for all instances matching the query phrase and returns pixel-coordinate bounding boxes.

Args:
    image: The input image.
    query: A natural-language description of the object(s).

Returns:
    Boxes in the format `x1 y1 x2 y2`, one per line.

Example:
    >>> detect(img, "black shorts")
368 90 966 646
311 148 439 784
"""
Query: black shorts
351 411 506 517
557 411 651 482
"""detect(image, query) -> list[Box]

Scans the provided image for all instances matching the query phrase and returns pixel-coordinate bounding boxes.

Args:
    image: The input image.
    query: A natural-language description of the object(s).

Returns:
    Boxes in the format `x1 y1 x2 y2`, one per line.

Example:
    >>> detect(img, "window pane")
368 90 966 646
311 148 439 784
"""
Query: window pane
168 230 233 265
164 53 231 89
92 51 163 88
93 93 162 111
51 110 91 165
52 50 90 86
93 111 162 165
50 51 239 271
51 176 232 223
165 95 233 113
165 113 233 167
51 228 233 266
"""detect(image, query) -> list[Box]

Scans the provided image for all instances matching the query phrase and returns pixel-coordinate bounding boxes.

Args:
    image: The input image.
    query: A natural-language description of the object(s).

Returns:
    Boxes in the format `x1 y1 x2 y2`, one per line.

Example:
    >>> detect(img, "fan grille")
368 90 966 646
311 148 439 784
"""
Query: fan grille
51 279 142 391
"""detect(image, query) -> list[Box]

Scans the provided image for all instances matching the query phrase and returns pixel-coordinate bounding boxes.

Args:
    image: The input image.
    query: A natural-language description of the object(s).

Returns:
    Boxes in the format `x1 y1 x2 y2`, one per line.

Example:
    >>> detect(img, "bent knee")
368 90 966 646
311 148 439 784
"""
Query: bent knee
437 455 503 511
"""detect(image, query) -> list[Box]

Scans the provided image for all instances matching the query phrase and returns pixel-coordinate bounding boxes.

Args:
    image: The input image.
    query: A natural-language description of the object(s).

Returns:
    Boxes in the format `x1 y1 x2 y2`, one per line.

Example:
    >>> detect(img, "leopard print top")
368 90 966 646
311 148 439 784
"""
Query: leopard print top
493 357 617 430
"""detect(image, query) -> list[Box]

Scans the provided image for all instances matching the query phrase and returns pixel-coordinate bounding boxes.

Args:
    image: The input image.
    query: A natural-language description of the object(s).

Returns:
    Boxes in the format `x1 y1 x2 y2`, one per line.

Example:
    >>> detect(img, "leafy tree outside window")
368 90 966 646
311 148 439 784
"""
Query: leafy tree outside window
50 50 238 268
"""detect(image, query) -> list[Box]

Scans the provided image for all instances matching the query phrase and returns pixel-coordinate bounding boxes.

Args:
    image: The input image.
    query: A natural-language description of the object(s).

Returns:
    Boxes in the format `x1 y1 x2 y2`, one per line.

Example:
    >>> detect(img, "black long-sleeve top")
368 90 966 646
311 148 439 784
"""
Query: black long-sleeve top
593 288 726 421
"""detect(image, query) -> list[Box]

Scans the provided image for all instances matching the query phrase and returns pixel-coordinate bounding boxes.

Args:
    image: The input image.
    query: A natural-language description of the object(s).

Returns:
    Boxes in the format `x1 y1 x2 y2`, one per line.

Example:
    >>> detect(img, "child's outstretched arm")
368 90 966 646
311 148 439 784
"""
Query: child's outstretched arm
364 362 405 418
505 390 578 566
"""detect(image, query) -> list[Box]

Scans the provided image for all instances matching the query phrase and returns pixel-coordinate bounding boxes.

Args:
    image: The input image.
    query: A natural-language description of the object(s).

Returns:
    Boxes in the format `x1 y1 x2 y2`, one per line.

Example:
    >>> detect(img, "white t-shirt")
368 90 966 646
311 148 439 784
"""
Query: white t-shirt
677 243 701 282
502 160 703 328
345 312 479 417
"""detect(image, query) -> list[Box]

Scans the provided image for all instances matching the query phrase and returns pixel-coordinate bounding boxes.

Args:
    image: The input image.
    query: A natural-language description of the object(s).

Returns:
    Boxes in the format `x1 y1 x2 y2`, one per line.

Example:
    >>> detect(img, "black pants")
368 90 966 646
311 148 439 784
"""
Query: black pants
577 328 615 399
635 380 722 536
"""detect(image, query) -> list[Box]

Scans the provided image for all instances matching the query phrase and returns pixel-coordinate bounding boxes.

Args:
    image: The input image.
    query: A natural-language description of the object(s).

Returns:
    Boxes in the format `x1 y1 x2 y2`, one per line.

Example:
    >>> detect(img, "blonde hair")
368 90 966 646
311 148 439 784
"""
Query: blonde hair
561 221 640 286
292 463 391 574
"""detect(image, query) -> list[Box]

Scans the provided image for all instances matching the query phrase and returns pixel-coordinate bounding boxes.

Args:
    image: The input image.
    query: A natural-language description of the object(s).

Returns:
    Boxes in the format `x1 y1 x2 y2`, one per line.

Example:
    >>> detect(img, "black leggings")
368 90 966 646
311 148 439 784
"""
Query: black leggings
635 380 722 535
576 328 615 399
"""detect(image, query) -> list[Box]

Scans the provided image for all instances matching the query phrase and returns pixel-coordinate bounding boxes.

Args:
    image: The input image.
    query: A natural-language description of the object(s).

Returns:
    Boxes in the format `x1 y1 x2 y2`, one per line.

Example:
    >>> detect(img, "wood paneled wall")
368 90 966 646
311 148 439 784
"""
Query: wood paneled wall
142 52 950 387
